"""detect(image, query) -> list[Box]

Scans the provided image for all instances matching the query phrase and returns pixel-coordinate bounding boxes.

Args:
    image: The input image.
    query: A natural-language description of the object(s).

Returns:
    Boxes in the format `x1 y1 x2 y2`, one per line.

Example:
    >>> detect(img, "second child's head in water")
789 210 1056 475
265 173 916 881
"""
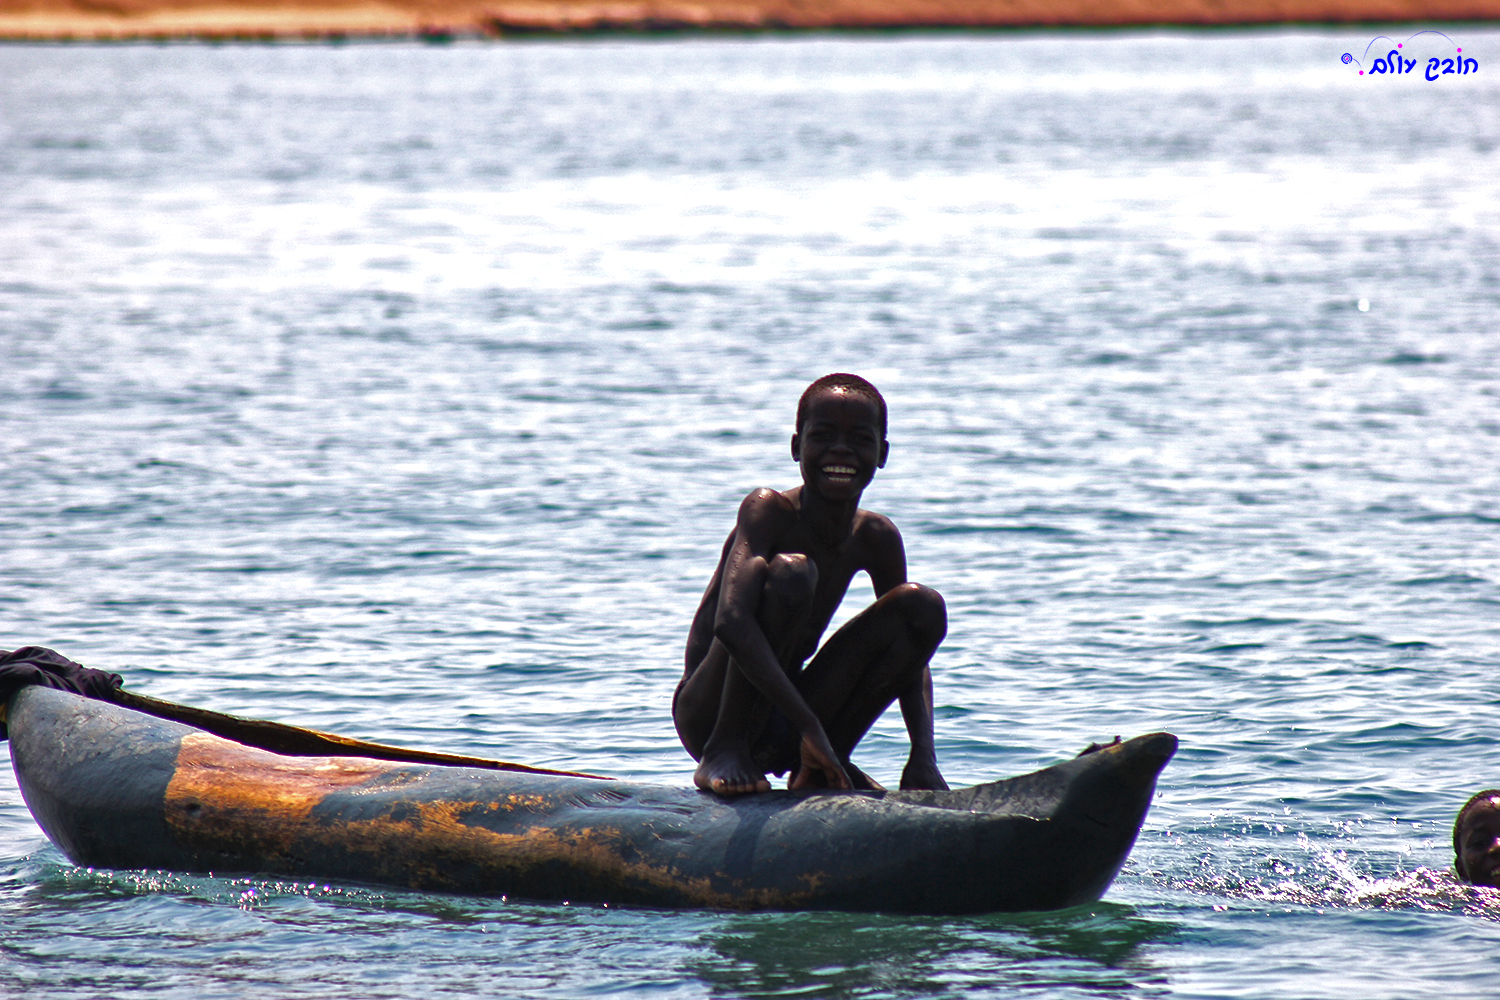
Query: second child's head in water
1455 790 1500 887
793 374 889 505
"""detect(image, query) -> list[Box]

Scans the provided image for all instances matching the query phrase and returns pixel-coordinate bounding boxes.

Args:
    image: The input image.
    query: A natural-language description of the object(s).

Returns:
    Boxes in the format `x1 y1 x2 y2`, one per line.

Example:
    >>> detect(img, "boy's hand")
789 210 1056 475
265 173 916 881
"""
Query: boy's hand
790 731 851 790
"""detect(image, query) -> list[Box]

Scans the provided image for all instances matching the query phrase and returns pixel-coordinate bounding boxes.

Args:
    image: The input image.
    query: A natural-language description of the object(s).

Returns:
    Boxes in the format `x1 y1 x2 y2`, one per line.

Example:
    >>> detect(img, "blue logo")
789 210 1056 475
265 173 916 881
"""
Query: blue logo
1340 30 1478 81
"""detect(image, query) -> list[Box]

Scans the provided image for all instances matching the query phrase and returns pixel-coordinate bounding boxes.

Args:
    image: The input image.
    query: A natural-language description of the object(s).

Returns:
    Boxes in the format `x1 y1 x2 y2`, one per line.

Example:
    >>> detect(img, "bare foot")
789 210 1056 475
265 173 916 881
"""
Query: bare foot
788 759 884 791
788 732 851 791
694 744 772 796
900 756 948 791
844 761 886 792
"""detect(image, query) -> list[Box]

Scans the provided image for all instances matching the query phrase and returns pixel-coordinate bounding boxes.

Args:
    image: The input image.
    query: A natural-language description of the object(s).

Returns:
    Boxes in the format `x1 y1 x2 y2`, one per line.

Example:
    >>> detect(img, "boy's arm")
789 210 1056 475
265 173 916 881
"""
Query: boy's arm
864 515 909 598
713 490 850 789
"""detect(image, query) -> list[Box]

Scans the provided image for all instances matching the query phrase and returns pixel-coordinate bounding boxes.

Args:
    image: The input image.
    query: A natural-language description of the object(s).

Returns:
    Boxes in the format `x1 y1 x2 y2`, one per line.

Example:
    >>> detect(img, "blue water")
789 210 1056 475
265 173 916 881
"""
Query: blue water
2 28 1499 997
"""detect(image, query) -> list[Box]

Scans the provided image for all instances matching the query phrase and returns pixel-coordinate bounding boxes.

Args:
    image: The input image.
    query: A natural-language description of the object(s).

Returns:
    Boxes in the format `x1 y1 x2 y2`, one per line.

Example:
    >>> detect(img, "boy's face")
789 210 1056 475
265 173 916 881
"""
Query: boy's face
792 387 888 503
1459 798 1500 887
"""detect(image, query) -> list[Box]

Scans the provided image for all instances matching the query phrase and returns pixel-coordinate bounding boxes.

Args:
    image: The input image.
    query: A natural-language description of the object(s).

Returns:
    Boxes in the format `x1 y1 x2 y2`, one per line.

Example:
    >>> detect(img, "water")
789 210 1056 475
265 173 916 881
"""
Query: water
2 28 1499 997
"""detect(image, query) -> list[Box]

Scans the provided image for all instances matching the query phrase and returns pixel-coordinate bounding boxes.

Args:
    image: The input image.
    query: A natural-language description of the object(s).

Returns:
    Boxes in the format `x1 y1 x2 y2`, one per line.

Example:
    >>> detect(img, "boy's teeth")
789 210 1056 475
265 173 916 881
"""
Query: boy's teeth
824 466 856 475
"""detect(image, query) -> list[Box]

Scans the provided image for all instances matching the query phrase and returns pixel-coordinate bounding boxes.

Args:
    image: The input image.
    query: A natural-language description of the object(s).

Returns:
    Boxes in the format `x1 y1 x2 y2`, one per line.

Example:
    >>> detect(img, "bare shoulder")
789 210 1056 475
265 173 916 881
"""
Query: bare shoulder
737 486 796 519
853 509 908 593
853 508 905 556
734 487 798 543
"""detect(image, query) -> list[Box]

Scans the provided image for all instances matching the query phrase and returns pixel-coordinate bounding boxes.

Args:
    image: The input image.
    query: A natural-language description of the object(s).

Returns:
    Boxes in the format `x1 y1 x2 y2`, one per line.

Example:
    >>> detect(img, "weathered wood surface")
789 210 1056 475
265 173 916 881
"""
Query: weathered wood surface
1 0 1495 41
7 685 1175 913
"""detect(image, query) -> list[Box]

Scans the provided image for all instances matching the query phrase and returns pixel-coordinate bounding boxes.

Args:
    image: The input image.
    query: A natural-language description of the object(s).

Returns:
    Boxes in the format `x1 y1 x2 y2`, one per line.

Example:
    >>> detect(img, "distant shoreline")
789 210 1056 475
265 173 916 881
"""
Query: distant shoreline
2 0 1497 42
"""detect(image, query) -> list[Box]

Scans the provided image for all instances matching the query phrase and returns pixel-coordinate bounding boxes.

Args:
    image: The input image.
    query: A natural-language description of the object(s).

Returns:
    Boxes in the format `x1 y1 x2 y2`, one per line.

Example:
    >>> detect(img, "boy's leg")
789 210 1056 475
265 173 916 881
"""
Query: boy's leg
672 554 817 794
795 582 948 790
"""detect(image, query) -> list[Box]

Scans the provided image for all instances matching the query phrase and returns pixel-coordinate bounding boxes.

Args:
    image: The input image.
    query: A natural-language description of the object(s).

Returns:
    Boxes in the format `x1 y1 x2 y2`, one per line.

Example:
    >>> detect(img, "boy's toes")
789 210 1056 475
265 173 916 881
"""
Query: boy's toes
709 774 770 795
695 749 771 796
712 775 756 794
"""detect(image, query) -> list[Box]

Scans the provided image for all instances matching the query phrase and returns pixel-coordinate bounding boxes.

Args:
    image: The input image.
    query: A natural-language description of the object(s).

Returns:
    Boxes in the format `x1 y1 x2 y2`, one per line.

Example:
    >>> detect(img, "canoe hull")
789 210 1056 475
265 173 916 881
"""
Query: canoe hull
7 686 1175 913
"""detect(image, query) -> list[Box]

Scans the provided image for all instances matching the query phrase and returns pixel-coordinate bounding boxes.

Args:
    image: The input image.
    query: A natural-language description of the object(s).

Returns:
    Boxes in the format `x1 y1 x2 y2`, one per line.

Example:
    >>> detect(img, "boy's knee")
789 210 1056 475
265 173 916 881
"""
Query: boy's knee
890 582 946 644
764 553 818 604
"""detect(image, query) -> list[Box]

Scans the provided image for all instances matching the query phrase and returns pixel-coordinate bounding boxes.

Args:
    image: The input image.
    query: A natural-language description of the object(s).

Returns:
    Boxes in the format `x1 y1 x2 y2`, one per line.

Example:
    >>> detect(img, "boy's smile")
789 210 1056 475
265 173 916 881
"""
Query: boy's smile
792 387 888 504
821 464 858 484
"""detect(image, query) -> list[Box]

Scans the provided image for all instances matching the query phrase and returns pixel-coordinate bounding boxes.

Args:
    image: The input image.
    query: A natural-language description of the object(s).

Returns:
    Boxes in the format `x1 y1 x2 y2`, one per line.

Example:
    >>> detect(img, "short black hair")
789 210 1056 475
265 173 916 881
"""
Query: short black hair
1453 789 1500 878
796 373 887 439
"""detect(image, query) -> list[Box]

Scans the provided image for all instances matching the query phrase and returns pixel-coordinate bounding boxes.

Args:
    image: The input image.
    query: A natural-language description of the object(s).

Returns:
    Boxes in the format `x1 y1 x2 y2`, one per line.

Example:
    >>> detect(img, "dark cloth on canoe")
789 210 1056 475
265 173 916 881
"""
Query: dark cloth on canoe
0 646 122 740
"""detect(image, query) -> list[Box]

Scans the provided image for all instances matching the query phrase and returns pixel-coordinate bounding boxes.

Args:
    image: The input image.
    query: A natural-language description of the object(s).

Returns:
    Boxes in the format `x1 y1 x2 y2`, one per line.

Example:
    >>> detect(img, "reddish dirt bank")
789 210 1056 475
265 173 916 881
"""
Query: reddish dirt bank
0 0 1495 41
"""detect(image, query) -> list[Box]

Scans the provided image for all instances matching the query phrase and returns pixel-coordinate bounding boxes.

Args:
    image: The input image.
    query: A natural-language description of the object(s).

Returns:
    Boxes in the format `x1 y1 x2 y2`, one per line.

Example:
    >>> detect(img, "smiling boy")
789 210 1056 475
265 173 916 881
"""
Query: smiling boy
672 374 948 796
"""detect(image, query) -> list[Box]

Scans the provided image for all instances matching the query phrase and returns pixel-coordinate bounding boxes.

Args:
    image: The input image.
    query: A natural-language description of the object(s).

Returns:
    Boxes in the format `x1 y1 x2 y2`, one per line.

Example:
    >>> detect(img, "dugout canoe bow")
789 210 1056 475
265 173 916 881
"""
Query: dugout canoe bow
5 685 1176 914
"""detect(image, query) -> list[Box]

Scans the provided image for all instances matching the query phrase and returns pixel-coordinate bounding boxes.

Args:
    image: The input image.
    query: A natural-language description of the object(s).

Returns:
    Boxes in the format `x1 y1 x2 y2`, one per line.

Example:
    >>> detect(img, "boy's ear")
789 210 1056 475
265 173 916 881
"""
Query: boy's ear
878 440 889 468
790 433 801 461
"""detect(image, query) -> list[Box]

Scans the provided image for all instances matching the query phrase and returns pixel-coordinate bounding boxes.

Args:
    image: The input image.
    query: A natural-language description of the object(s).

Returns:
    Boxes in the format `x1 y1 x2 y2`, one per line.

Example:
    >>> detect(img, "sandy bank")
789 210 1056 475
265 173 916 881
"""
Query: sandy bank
0 0 1495 41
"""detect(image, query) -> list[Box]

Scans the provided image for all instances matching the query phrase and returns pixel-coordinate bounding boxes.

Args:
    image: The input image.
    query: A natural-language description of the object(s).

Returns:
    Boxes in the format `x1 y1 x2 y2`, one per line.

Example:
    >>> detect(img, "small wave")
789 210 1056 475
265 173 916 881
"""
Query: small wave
1396 574 1488 587
1181 617 1301 629
648 282 733 296
40 382 90 401
603 319 674 331
46 861 513 922
926 523 1074 536
1307 634 1391 647
1168 841 1500 919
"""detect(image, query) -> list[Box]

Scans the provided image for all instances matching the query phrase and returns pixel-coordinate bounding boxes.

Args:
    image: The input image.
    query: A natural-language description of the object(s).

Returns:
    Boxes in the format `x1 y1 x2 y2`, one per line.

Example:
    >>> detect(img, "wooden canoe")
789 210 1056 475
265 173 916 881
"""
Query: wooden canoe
5 685 1176 914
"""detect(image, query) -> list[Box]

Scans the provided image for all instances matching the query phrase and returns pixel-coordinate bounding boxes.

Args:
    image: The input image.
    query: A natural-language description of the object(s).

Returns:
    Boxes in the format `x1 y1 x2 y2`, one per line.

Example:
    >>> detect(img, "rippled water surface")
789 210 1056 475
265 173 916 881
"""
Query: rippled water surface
3 29 1500 998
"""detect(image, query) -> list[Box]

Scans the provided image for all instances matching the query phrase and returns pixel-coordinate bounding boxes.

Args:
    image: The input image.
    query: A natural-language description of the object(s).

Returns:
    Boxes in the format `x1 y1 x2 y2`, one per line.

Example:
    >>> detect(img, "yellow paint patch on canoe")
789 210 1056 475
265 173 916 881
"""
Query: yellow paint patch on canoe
163 731 816 908
166 732 406 860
